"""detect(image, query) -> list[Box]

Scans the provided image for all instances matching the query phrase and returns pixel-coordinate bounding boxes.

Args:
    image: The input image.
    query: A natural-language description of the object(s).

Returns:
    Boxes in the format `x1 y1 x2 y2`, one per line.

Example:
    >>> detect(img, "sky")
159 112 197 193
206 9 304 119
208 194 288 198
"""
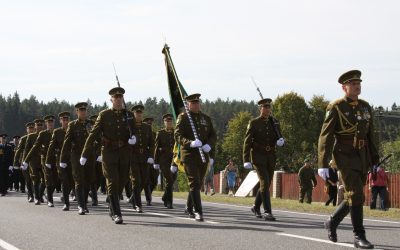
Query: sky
0 0 399 108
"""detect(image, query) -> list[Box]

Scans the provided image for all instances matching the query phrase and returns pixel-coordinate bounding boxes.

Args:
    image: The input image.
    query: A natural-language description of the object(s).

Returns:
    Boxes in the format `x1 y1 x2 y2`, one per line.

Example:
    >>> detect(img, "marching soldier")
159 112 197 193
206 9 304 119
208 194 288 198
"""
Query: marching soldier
175 93 217 222
318 70 378 249
81 87 136 224
130 105 154 211
60 102 95 215
144 117 158 203
14 122 35 201
11 135 24 192
0 134 13 196
243 98 285 221
154 113 177 209
25 115 57 207
298 158 317 204
89 114 101 206
45 112 74 211
22 119 46 204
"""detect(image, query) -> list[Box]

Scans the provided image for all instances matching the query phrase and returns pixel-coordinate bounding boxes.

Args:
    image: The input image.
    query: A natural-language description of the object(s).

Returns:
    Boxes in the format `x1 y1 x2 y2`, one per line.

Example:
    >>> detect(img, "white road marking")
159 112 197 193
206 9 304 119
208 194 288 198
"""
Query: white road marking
276 233 355 248
0 239 20 250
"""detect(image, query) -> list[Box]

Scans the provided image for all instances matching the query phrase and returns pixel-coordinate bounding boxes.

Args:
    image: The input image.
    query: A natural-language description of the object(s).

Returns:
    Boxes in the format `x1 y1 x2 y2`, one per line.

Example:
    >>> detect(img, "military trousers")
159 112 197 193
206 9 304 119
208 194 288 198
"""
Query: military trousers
71 152 95 190
102 146 130 195
299 187 313 203
253 153 275 193
29 164 44 186
184 162 207 191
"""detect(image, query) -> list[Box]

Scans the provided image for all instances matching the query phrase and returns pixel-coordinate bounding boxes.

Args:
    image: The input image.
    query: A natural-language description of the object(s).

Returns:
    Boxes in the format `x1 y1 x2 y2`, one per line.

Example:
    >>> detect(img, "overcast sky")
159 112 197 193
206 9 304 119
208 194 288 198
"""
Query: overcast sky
0 0 399 108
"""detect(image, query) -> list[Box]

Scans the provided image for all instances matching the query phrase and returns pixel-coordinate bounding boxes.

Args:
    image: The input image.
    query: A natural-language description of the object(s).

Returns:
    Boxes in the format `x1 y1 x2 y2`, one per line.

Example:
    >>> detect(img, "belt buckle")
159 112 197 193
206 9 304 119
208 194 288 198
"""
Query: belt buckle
265 146 271 152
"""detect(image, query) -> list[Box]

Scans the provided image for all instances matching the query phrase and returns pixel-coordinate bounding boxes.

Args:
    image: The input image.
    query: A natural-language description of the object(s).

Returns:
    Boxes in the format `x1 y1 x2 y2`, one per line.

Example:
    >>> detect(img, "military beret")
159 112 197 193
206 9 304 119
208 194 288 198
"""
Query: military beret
89 115 98 121
185 93 201 102
258 98 272 107
25 122 35 128
43 115 55 121
58 111 71 118
13 135 20 139
143 117 154 123
131 104 145 112
162 113 173 120
0 133 7 138
109 87 125 96
75 102 88 109
338 70 362 84
34 119 45 125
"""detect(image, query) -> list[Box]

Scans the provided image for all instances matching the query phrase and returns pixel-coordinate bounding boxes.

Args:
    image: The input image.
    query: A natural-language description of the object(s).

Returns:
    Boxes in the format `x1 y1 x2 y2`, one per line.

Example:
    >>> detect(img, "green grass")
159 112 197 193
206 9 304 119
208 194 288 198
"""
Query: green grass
152 191 400 221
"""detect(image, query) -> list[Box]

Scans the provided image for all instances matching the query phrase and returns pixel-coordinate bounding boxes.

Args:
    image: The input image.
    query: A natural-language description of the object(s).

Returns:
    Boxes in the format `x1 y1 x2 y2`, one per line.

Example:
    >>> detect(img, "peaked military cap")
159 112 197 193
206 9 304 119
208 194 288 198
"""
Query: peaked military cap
0 133 7 138
109 87 125 96
162 113 173 120
338 70 362 84
25 122 35 128
75 102 88 109
43 115 55 121
185 93 201 102
131 104 145 112
13 135 21 139
258 98 272 107
34 119 45 125
58 111 71 118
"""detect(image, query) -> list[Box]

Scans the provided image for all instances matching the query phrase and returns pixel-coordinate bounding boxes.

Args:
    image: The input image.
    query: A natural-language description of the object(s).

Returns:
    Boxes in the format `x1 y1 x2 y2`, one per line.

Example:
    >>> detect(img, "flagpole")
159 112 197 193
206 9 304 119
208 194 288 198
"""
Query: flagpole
162 44 206 163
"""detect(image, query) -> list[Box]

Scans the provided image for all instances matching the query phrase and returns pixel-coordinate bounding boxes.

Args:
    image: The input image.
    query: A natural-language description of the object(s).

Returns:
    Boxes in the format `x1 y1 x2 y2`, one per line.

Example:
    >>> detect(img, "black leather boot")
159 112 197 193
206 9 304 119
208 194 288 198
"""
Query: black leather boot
351 205 373 249
91 184 98 206
145 185 152 206
261 191 275 221
47 186 54 207
324 201 350 242
191 190 204 222
34 183 41 205
62 186 70 211
251 190 262 218
184 192 195 218
27 181 34 203
111 194 123 224
39 183 45 203
77 187 85 215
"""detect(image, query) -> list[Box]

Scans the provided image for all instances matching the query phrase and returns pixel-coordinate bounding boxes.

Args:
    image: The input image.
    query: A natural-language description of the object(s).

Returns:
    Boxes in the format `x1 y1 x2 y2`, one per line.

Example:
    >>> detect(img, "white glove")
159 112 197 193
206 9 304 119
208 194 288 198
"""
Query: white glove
276 138 285 147
45 164 51 169
147 158 154 164
60 162 67 168
209 158 214 166
128 135 137 145
21 165 27 170
96 156 102 162
190 139 202 148
8 166 13 171
22 162 28 169
80 157 87 166
243 162 252 169
202 144 211 153
318 168 330 181
170 165 178 173
153 164 160 170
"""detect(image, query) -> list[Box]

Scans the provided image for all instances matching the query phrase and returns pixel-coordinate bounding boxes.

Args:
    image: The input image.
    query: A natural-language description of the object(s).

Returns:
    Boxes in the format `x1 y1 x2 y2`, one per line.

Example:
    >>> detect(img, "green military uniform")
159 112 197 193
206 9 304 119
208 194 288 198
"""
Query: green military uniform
144 117 159 204
81 87 135 224
318 70 379 248
61 103 95 214
89 114 102 206
46 112 74 210
243 98 283 220
298 162 317 203
26 115 58 207
130 105 154 210
154 114 177 209
175 94 217 221
13 123 34 202
23 119 46 204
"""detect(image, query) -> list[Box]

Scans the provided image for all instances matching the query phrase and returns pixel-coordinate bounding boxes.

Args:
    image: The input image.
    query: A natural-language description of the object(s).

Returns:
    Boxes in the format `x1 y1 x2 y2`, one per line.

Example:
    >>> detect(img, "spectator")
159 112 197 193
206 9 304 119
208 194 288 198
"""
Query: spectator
325 160 338 206
298 158 317 203
368 165 389 211
224 159 238 196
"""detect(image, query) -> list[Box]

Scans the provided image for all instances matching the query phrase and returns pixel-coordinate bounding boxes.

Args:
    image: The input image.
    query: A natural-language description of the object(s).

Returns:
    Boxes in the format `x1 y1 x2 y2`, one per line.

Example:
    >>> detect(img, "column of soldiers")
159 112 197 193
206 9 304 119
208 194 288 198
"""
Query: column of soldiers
0 69 378 248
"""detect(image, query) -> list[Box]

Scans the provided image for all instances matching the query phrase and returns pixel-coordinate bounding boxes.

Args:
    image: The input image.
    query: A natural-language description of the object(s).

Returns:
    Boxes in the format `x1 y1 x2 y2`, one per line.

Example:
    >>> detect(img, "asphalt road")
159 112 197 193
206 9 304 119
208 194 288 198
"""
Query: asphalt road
0 191 399 250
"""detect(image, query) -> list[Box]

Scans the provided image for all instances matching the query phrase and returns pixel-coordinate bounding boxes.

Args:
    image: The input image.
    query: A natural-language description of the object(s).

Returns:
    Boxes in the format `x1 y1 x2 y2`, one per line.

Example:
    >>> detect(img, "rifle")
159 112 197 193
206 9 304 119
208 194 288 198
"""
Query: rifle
251 77 283 139
112 64 134 137
372 153 393 180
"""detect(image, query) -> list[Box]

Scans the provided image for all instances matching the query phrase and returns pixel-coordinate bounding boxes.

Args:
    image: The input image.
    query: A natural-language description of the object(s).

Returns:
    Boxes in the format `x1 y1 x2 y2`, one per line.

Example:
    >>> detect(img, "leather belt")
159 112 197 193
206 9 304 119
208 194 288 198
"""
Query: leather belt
102 137 127 148
252 142 275 153
336 138 368 149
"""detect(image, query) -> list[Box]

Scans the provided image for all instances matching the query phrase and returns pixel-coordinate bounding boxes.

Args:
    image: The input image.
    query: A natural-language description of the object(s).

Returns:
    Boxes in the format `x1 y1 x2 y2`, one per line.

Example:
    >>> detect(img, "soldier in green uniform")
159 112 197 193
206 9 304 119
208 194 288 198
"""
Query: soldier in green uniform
89 114 101 206
130 105 154 211
46 111 73 211
25 115 57 207
81 87 136 224
298 158 317 203
22 119 46 205
144 117 158 204
243 98 284 221
318 70 378 249
60 102 95 215
13 122 35 201
175 94 217 222
154 113 177 209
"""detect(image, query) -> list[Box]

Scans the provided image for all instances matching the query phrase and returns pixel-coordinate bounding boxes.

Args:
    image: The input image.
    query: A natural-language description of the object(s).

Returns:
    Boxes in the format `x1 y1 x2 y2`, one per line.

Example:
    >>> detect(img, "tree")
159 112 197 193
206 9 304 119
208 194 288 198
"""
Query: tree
308 95 329 152
381 140 400 173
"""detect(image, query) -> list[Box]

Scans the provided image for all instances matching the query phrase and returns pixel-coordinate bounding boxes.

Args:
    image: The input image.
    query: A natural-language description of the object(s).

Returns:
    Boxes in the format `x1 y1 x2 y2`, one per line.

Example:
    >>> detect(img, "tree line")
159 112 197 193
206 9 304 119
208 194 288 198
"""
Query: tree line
1 91 399 173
